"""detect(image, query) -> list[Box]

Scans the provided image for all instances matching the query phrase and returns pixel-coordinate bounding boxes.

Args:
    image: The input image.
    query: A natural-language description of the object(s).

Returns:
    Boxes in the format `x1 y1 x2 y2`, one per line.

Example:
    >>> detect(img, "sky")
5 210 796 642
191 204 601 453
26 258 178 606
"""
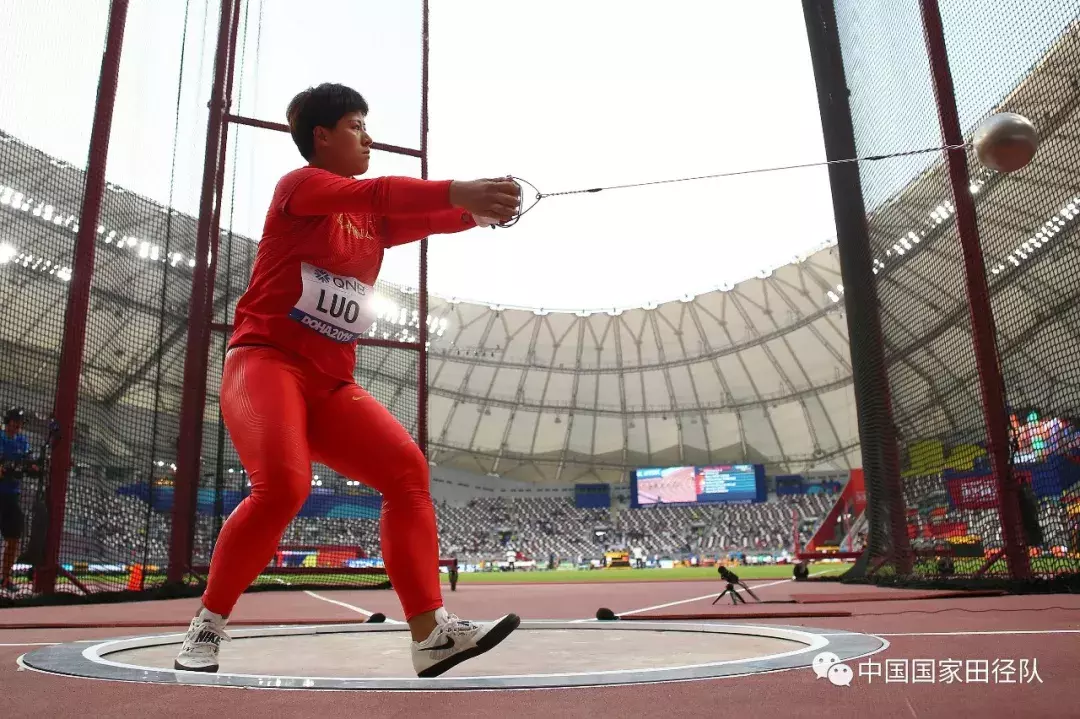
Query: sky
0 0 1071 311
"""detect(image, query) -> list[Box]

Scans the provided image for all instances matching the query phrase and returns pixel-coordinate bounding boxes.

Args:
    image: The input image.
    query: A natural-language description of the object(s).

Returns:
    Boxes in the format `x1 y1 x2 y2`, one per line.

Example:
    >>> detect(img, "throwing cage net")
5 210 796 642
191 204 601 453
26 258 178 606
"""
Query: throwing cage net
806 0 1080 585
0 0 427 606
5 0 1079 609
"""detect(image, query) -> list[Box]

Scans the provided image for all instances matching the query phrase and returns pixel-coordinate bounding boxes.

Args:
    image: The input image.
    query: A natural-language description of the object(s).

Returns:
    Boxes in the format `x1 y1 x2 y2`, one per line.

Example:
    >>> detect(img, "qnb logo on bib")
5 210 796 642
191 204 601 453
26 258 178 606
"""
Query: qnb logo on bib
289 262 377 343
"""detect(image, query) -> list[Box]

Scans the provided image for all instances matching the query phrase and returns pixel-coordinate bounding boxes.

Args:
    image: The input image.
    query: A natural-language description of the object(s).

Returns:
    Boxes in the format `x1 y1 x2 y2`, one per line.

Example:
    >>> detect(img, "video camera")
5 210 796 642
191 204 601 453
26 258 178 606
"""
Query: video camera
0 457 41 481
712 564 761 605
717 565 739 584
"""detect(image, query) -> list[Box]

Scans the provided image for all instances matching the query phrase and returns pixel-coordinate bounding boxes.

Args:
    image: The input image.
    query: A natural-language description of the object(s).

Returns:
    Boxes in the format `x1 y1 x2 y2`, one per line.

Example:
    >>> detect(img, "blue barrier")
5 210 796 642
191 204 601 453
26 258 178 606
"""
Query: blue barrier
118 484 382 517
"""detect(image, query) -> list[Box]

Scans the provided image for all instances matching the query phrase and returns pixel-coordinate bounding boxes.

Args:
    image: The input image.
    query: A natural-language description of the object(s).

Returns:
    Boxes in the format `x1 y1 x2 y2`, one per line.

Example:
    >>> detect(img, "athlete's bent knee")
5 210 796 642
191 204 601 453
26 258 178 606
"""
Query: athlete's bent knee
383 444 430 502
249 470 312 518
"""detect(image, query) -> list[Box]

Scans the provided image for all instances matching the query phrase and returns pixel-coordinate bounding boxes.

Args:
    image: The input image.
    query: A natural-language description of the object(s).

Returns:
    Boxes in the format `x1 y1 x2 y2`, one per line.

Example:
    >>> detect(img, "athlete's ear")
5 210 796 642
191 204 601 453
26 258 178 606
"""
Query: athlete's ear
313 125 330 150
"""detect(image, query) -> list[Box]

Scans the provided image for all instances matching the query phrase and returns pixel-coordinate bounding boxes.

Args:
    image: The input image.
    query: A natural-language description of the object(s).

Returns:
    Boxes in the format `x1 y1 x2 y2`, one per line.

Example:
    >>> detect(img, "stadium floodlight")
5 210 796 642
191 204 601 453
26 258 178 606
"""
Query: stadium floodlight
0 243 15 264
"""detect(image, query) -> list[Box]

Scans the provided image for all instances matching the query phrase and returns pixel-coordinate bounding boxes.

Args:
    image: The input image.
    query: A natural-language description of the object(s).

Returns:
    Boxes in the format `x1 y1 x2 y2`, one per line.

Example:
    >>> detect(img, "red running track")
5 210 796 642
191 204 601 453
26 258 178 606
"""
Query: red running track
1 579 1078 718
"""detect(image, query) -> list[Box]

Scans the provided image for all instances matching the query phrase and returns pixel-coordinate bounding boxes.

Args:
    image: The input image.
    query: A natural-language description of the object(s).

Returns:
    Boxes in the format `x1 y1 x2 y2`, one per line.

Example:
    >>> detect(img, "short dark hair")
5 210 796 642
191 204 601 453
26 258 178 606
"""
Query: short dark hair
286 83 369 161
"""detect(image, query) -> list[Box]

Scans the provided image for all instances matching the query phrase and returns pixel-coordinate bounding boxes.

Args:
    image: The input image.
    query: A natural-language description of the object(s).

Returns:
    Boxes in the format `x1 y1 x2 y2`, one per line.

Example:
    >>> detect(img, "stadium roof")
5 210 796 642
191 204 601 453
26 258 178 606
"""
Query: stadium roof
0 21 1077 484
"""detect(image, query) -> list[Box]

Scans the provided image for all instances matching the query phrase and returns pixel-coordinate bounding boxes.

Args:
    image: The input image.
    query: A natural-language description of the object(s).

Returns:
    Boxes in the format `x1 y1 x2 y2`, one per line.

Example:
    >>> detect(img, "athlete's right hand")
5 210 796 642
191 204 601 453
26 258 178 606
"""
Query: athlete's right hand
449 178 520 225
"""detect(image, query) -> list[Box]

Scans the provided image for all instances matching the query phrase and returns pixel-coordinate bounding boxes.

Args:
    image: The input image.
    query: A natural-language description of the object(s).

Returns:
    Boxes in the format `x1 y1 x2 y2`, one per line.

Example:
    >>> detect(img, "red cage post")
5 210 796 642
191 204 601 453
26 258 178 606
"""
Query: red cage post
181 0 242 569
918 0 1030 579
168 0 238 584
418 0 431 457
35 0 131 595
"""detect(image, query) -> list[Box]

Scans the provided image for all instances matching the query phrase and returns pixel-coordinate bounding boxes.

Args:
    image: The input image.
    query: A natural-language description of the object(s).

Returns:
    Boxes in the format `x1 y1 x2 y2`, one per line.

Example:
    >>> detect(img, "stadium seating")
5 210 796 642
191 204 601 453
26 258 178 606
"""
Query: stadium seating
57 480 836 568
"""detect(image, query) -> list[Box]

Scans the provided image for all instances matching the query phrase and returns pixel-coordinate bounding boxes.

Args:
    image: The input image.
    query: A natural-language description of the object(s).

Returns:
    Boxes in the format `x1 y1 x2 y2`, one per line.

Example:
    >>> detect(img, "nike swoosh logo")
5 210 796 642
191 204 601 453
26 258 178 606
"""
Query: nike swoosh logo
352 396 363 401
421 636 455 652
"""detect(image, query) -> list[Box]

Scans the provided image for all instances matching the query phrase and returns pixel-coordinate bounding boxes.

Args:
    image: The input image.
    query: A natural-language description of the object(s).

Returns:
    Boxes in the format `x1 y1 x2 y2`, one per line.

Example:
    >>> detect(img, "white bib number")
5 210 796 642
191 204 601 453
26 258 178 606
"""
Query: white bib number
289 263 377 343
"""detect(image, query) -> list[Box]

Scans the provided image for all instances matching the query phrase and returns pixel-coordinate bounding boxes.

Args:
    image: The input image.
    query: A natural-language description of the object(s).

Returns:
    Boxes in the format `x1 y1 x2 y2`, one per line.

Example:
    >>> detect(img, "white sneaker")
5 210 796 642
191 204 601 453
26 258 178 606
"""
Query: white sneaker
411 608 520 678
174 607 230 673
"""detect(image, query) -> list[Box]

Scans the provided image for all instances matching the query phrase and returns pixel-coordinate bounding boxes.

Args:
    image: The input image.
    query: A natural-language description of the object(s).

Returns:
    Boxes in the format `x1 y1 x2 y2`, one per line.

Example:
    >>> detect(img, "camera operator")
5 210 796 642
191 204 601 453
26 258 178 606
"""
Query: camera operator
0 408 32 592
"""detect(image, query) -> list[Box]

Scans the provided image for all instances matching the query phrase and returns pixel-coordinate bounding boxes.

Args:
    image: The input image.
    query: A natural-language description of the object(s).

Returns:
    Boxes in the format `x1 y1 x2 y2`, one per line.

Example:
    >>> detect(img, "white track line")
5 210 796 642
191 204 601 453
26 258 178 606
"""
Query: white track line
573 568 844 623
0 643 59 647
0 640 121 646
303 590 402 624
863 629 1080 638
618 578 794 618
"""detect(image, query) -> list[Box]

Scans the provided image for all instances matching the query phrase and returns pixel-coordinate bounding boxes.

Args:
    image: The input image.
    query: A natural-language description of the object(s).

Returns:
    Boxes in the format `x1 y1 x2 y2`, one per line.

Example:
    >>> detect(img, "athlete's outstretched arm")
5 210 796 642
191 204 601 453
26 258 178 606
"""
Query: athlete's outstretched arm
382 209 477 247
287 171 453 217
286 170 519 223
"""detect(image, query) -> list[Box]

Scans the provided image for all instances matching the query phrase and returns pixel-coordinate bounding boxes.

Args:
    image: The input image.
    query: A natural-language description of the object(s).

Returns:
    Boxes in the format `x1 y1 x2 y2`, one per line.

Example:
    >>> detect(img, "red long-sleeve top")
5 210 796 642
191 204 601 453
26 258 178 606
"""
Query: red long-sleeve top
229 167 475 381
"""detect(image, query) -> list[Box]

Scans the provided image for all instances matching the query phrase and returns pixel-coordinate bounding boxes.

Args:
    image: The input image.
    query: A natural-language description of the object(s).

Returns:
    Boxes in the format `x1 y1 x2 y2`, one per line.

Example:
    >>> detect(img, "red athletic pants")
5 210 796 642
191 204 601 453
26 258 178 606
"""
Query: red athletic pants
201 345 442 620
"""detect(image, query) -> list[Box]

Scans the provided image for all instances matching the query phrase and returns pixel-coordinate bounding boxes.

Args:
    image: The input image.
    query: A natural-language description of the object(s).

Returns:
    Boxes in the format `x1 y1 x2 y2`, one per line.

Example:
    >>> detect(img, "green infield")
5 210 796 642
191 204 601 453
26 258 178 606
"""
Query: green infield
62 562 853 591
440 563 852 584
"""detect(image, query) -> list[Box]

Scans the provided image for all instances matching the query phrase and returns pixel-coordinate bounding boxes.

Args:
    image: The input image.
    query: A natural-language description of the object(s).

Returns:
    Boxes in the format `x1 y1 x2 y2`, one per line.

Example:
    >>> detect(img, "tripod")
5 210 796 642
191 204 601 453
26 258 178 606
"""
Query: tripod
712 567 761 605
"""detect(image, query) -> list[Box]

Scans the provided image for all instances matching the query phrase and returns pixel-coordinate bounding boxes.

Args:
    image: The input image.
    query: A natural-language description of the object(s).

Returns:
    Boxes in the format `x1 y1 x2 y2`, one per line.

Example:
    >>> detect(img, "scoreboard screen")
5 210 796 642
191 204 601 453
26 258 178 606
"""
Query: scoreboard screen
631 464 765 507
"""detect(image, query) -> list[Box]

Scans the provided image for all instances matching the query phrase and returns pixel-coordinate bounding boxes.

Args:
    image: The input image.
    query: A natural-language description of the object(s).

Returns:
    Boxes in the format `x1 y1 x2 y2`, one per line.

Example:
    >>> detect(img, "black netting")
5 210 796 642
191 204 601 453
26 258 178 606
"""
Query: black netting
184 0 427 589
60 0 215 598
825 0 1080 581
0 0 429 607
0 0 111 600
940 3 1080 575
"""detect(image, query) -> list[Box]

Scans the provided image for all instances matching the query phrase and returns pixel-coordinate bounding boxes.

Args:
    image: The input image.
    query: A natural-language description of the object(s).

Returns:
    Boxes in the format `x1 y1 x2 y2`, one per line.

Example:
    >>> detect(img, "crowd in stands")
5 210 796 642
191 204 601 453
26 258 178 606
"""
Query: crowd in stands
53 481 833 568
29 476 1079 574
902 472 1079 552
433 494 833 565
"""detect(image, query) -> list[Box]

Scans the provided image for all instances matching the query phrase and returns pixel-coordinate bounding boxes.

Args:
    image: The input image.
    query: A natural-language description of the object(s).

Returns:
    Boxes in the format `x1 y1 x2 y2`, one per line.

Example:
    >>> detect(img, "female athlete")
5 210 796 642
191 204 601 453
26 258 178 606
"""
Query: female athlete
174 83 521 678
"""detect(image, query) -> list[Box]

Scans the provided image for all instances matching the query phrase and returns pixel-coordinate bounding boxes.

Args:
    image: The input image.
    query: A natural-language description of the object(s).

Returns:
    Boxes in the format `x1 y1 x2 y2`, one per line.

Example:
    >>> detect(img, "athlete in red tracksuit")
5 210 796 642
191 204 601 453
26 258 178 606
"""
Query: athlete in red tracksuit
175 83 521 678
